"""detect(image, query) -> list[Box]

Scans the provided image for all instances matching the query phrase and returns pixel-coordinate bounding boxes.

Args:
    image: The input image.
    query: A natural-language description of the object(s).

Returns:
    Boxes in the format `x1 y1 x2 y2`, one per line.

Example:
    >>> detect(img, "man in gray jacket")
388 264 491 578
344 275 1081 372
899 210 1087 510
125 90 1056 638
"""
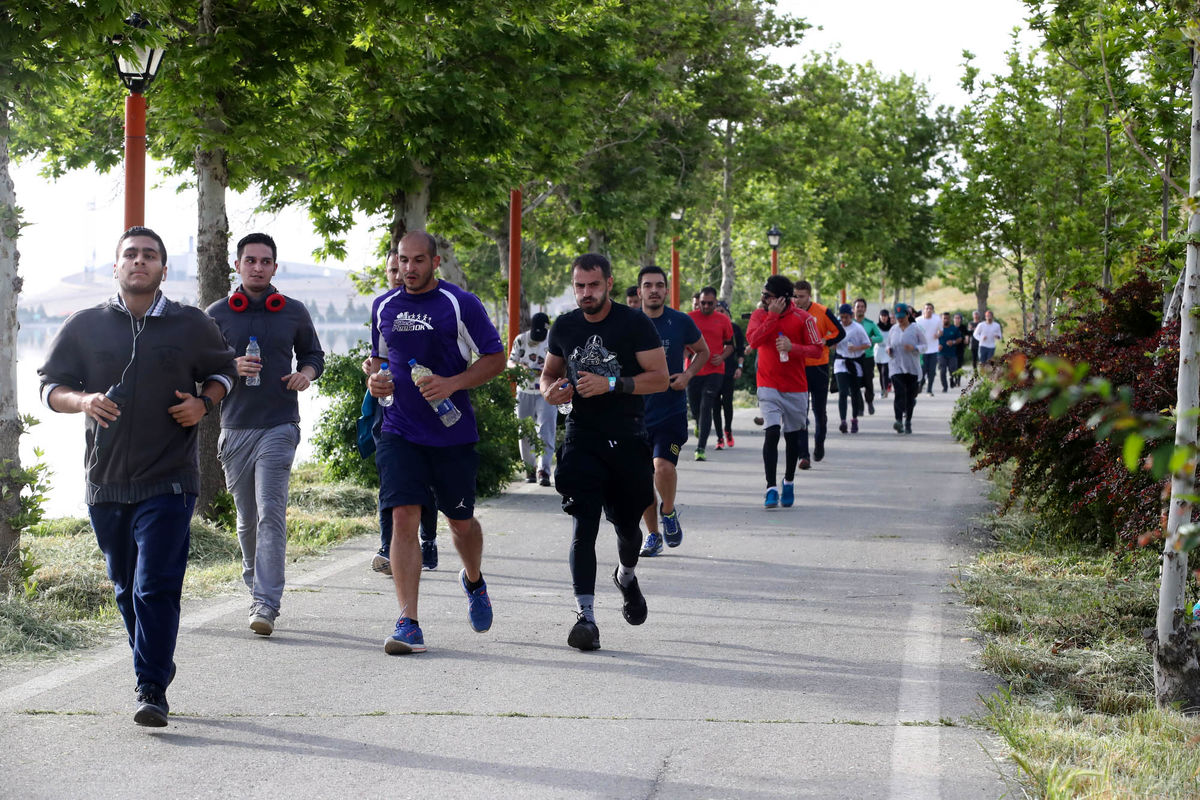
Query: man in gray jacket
40 226 237 727
206 233 324 637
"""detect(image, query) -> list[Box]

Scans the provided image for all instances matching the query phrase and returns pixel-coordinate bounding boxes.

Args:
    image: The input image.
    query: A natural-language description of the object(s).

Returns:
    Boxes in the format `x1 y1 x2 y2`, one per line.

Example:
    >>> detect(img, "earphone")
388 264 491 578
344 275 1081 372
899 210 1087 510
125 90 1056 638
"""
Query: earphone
228 289 286 313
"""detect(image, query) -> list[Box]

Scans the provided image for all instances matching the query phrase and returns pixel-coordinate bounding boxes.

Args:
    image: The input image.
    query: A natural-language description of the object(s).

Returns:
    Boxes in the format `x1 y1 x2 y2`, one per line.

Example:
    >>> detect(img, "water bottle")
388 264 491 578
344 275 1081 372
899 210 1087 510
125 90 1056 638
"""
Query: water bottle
408 358 461 426
557 382 573 416
778 332 789 362
245 337 261 387
377 361 394 407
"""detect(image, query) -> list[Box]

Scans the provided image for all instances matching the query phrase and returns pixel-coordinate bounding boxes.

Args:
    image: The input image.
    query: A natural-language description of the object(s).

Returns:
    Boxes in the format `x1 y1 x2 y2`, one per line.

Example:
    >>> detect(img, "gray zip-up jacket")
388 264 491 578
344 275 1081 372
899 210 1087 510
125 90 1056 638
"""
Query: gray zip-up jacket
39 292 237 505
205 286 325 429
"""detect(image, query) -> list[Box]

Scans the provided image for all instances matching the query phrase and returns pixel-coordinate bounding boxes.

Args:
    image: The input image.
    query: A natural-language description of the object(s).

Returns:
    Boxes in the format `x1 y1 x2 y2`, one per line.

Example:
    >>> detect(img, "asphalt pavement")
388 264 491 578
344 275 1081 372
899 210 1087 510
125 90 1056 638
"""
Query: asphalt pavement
0 388 1014 799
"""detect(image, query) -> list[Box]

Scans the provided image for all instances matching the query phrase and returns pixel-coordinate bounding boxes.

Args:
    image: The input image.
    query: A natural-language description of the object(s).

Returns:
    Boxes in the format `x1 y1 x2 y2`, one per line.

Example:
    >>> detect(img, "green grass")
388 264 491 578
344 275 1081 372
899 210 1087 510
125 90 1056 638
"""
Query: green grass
0 463 374 661
964 502 1200 797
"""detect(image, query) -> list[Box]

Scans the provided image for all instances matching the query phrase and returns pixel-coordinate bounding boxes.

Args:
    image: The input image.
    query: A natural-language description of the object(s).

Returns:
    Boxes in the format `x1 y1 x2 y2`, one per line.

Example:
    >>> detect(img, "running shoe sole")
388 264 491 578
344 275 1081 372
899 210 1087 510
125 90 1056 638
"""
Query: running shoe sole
371 554 392 575
568 618 601 651
383 636 426 655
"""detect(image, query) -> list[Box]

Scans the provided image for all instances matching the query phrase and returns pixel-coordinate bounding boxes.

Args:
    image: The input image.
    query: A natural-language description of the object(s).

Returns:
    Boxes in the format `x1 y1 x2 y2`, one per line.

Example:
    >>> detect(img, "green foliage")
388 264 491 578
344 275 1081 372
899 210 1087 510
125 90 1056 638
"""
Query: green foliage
949 375 1002 444
312 342 524 498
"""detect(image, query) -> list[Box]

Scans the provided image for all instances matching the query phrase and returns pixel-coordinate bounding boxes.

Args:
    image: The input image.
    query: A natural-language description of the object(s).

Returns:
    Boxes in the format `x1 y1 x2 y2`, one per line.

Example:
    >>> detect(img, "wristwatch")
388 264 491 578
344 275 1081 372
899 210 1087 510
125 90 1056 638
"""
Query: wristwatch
608 376 617 392
198 395 214 416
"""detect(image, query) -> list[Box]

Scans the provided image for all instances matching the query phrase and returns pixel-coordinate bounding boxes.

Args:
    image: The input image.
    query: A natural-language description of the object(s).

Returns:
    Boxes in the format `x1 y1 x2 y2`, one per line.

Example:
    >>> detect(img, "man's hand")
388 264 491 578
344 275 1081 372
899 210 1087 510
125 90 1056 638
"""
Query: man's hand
235 354 262 378
767 295 789 315
80 392 120 428
282 372 311 392
707 352 724 367
734 367 742 380
168 390 206 427
367 370 394 400
361 356 381 376
668 371 691 391
543 379 575 406
775 336 792 353
413 373 457 404
575 370 611 398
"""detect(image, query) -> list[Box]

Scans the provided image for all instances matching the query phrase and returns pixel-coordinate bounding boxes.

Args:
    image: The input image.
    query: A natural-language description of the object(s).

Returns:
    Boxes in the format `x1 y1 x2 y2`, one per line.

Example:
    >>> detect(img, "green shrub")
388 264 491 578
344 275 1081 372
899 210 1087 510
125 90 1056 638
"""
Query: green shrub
949 375 1002 444
312 345 523 498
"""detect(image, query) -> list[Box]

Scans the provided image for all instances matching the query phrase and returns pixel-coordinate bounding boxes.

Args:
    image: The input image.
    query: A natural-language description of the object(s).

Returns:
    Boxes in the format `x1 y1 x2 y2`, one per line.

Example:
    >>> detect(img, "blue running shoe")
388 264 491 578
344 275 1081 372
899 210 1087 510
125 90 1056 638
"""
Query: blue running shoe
459 568 493 632
781 481 795 508
384 617 426 654
764 487 780 509
661 506 683 547
421 539 438 570
640 531 663 557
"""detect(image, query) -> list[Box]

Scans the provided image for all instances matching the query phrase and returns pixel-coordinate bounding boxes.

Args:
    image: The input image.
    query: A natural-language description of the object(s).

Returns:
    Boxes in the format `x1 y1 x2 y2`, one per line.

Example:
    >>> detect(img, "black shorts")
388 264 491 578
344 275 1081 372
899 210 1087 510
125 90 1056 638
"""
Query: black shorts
376 433 478 520
555 432 654 526
646 415 688 465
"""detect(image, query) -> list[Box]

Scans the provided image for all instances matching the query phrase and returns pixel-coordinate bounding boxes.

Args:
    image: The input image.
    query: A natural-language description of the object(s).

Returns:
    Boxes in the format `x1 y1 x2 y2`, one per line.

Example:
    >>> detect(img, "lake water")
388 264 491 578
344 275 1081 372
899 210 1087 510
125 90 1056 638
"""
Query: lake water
15 322 368 519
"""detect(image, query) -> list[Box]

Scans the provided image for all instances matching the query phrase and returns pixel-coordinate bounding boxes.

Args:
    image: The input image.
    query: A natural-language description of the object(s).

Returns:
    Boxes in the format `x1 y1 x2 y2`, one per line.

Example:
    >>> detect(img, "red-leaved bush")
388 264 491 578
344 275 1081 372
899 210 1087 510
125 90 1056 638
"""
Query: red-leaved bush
961 272 1180 546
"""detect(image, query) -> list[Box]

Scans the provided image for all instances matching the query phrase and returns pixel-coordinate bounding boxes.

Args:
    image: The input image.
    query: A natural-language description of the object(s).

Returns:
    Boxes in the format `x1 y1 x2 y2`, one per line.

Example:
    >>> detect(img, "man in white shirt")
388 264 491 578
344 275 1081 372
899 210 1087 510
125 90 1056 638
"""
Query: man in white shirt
509 312 556 485
914 302 942 396
973 309 1003 364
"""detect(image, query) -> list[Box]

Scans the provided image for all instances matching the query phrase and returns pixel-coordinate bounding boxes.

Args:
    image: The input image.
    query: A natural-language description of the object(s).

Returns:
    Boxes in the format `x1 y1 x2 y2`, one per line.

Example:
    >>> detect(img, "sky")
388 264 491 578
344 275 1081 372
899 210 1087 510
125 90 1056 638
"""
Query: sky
11 0 1032 297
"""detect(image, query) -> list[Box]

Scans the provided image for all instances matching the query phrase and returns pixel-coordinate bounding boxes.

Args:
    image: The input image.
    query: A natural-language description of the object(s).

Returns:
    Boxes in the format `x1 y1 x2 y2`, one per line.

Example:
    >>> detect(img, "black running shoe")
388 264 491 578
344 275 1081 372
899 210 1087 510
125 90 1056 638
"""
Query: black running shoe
568 613 600 651
612 567 647 625
134 683 169 727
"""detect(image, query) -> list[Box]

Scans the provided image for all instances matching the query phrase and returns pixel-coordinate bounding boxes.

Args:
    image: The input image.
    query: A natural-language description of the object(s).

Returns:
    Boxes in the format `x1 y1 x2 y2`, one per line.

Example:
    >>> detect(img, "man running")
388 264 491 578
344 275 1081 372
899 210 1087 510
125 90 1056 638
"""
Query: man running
687 287 733 461
634 265 708 557
367 231 505 654
540 254 668 651
790 281 844 462
747 275 825 508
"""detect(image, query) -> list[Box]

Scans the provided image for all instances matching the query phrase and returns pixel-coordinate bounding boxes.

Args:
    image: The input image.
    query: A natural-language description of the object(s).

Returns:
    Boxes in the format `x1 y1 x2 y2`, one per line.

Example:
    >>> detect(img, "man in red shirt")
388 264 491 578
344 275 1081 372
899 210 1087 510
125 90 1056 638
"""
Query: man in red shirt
746 275 826 509
687 286 734 461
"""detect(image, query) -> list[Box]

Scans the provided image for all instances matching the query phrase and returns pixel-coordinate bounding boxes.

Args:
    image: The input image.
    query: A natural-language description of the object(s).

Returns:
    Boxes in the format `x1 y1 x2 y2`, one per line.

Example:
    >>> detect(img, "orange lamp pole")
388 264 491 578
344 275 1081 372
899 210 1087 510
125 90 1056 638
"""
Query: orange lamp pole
770 248 778 276
507 189 522 356
670 236 680 310
839 260 847 305
123 92 147 229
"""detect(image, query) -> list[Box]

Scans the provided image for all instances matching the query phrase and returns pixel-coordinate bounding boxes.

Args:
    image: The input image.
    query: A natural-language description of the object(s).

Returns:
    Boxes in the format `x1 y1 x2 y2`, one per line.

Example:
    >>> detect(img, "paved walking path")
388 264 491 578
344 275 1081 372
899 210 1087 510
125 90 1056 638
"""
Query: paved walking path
0 392 1012 799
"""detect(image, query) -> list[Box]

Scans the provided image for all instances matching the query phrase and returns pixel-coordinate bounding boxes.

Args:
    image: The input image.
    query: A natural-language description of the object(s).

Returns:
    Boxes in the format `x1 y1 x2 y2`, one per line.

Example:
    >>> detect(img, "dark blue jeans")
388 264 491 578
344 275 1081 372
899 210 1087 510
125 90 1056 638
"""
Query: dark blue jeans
921 353 938 393
89 493 196 688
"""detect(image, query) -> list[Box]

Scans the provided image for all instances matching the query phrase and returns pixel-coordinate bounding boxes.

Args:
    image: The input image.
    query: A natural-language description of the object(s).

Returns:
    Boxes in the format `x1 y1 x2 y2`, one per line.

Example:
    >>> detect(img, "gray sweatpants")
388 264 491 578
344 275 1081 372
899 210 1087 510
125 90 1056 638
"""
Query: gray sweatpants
517 390 557 474
219 423 300 618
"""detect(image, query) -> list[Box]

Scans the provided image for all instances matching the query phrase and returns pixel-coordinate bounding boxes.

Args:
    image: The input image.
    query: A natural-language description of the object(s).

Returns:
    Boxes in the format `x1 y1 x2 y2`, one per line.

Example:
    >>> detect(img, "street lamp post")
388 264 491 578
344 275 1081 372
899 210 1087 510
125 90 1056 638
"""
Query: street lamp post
767 225 781 276
670 208 684 310
111 12 165 230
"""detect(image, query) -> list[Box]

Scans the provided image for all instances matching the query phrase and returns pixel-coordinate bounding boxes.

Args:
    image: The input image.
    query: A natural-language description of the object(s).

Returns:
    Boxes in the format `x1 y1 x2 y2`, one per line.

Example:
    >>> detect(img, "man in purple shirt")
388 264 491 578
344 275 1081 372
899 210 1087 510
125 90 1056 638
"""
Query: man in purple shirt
366 231 505 654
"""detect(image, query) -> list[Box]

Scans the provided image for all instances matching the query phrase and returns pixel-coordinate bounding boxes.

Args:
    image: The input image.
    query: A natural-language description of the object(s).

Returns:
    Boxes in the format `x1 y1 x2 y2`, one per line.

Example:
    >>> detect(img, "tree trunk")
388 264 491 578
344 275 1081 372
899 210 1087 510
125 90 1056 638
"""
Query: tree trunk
195 145 231 519
0 103 23 591
719 121 736 305
1013 252 1028 338
434 234 467 289
587 228 607 254
975 274 990 319
1103 102 1114 289
641 217 658 269
1150 45 1200 713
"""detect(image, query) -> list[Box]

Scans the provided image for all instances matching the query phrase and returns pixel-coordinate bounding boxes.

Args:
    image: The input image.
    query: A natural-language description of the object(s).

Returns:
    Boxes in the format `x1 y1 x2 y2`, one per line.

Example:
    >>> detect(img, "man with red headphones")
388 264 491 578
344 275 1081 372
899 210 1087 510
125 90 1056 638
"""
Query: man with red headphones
206 232 325 637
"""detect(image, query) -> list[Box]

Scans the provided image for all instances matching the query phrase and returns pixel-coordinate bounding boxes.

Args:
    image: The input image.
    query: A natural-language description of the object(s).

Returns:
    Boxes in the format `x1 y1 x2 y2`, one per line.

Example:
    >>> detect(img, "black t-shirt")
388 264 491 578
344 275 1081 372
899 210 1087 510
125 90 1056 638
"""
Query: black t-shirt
548 301 662 437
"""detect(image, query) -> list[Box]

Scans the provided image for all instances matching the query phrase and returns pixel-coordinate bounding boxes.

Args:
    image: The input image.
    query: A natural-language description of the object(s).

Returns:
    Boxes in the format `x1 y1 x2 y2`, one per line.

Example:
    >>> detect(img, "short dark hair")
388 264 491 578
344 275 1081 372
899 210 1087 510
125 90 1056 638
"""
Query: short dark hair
699 286 717 298
400 231 438 259
116 226 167 264
625 285 638 298
854 297 867 305
237 232 277 261
637 264 667 284
572 253 611 279
763 274 793 298
794 279 813 294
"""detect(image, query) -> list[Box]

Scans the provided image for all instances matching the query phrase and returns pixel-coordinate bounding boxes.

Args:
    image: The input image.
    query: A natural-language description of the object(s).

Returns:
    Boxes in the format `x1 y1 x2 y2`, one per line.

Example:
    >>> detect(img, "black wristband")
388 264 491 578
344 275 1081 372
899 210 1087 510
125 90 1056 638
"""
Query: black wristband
198 395 214 416
617 376 635 394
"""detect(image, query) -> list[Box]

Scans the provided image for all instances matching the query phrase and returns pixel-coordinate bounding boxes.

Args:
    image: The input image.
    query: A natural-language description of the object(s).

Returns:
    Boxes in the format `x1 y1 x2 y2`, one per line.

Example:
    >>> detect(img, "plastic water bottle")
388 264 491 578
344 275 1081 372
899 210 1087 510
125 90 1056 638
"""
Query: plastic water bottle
377 361 394 407
245 337 261 386
778 332 789 362
557 382 573 416
408 358 461 426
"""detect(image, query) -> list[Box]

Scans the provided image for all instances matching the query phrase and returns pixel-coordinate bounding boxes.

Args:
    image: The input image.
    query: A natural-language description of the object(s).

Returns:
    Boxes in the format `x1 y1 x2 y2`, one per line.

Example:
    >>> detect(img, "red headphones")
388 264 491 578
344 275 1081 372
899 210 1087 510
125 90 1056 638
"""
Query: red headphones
228 289 286 313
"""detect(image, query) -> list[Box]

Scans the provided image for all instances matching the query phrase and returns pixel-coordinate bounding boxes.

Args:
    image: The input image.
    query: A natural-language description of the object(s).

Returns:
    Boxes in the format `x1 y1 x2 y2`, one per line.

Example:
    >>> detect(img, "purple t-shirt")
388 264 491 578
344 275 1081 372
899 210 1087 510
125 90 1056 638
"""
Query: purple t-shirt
370 280 503 446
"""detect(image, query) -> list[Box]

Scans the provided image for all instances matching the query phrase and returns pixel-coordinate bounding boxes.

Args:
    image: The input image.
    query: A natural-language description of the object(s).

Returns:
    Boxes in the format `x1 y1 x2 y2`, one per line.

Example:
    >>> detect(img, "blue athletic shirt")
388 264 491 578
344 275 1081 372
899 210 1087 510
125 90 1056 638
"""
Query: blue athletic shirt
643 308 701 429
370 279 503 447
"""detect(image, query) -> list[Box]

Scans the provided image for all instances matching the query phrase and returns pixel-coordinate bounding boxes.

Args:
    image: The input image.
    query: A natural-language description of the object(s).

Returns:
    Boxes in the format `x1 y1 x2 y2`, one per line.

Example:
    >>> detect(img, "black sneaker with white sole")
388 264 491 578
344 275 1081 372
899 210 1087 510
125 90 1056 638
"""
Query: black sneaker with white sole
612 567 647 625
568 613 600 651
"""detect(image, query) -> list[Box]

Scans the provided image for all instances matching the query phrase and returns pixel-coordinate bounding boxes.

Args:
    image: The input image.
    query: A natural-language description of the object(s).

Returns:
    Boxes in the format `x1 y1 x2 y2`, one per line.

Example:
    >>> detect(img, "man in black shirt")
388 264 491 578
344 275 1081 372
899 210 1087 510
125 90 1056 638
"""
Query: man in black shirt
540 253 668 651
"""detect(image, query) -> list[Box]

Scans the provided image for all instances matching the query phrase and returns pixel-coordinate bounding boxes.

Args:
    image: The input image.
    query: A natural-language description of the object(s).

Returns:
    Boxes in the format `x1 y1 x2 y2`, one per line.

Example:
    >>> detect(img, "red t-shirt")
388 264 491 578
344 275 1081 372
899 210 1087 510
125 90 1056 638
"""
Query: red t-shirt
687 310 734 377
746 306 825 392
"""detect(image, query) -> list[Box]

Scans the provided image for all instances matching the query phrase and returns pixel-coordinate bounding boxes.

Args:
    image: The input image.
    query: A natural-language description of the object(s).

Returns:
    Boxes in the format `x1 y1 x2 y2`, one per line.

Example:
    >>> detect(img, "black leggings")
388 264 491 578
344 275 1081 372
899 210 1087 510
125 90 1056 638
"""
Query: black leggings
877 363 890 392
569 514 642 596
762 425 802 487
892 373 919 424
835 366 864 421
714 372 735 436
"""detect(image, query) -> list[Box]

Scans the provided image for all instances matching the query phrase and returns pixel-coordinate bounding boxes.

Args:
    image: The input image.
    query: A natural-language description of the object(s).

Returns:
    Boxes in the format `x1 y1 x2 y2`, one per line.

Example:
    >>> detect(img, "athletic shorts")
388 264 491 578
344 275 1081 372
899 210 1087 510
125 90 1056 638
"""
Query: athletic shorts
376 433 478 520
646 415 688 465
757 387 809 433
555 431 654 526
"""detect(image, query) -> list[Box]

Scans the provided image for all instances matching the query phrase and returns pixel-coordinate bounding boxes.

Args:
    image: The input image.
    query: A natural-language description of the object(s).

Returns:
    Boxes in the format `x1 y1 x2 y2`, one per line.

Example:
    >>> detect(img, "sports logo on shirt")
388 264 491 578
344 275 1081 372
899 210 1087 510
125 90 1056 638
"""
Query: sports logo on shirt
392 312 434 332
